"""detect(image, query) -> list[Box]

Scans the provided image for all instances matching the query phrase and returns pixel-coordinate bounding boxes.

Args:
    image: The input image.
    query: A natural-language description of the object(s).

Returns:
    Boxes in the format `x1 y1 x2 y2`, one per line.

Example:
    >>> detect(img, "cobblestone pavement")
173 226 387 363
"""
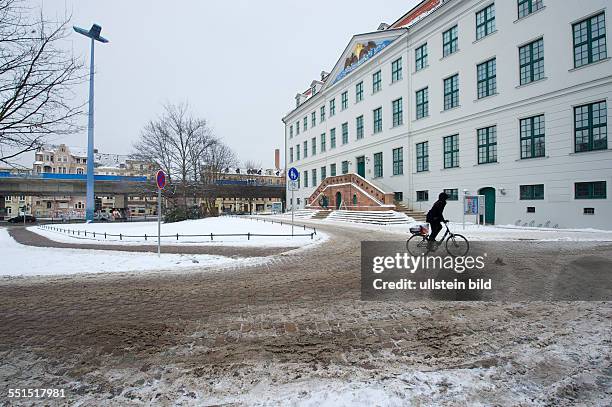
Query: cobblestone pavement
0 222 610 406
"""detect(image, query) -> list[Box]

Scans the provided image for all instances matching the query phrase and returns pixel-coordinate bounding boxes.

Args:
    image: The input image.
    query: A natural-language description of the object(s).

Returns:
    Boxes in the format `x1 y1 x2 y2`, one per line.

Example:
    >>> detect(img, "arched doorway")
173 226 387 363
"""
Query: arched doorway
335 191 342 209
478 187 496 224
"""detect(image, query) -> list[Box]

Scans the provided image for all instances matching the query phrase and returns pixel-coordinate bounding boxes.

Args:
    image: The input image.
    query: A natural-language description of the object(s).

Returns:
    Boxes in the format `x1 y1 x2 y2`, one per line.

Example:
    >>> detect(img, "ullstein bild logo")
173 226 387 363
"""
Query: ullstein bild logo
360 241 612 301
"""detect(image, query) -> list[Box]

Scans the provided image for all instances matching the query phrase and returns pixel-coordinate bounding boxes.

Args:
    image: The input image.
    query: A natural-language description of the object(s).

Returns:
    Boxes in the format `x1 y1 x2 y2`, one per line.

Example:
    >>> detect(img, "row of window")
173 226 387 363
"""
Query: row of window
291 100 607 167
415 181 607 203
289 58 404 139
289 98 405 163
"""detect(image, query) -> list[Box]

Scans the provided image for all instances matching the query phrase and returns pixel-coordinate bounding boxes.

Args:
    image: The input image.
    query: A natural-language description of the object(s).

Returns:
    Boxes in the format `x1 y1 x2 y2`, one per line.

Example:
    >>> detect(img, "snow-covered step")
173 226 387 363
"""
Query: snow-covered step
327 210 413 225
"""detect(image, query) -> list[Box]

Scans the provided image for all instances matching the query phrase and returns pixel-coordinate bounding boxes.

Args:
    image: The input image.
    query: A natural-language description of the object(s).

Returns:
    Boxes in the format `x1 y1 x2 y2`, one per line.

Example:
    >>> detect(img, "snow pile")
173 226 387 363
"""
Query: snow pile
0 228 244 277
30 216 325 247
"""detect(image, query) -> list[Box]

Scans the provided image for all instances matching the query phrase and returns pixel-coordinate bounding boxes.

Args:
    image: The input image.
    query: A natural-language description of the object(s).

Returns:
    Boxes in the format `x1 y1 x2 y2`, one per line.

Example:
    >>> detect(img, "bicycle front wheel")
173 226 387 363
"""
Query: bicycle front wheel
446 234 470 257
407 234 429 256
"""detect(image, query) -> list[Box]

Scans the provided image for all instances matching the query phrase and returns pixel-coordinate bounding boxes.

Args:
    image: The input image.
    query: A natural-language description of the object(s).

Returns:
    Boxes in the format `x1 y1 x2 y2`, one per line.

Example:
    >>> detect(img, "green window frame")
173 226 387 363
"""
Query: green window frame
303 140 308 158
320 133 326 152
416 88 428 119
373 107 382 133
415 43 428 71
573 12 607 68
520 184 544 200
356 115 364 139
477 58 496 98
575 181 606 199
416 190 429 202
477 125 497 164
341 91 348 110
416 141 429 172
443 74 459 110
356 81 363 102
443 134 459 168
330 163 337 176
303 116 307 131
320 105 326 122
372 70 382 93
311 137 316 155
289 147 293 163
311 111 316 127
519 38 544 85
342 122 349 145
304 170 308 188
321 166 326 180
289 125 293 138
520 114 545 158
296 144 300 160
341 160 349 175
443 25 458 57
518 0 543 19
392 147 403 175
330 99 336 116
296 121 300 134
444 188 459 201
330 128 336 149
476 3 495 40
373 152 383 178
312 168 317 187
574 101 607 152
392 98 403 127
391 57 402 82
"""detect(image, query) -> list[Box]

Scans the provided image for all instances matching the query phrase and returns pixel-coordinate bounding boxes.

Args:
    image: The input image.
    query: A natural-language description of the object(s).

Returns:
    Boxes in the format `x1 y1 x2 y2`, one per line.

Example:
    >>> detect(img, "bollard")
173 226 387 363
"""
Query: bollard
104 232 107 239
93 232 96 238
120 233 122 240
303 225 306 230
176 233 179 241
145 234 147 241
311 233 313 239
210 233 213 241
248 232 250 240
78 230 80 236
85 230 87 237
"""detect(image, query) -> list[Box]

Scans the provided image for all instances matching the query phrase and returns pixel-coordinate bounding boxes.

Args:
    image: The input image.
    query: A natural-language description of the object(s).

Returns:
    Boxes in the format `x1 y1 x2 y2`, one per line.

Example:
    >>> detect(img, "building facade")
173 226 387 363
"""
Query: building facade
283 0 612 229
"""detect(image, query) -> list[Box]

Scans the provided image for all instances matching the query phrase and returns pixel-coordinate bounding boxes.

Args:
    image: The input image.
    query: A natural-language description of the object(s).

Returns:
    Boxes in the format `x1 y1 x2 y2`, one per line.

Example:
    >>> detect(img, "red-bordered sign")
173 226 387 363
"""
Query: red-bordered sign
156 170 166 190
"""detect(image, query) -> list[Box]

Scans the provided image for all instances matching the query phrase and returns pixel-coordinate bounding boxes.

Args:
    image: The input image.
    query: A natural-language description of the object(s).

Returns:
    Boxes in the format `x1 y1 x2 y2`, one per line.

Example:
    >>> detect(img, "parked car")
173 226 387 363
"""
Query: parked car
8 215 37 223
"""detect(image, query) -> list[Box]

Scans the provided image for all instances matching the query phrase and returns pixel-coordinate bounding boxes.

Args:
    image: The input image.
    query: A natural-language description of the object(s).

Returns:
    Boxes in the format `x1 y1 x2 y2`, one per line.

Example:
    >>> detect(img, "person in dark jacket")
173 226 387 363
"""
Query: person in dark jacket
426 192 449 248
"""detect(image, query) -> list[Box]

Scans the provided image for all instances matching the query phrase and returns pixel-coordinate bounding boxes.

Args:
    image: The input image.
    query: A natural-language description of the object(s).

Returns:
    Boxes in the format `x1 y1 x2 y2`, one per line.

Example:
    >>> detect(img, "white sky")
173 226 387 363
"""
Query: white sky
29 0 419 168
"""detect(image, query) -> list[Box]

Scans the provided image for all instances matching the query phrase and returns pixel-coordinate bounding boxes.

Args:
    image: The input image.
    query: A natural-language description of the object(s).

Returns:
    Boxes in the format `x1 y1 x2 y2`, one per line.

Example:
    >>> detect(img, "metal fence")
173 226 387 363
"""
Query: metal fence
37 215 317 242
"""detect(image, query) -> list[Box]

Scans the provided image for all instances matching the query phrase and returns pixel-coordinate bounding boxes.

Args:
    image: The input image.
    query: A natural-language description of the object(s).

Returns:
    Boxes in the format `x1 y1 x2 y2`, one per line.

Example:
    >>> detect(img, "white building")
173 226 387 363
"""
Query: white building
282 0 612 229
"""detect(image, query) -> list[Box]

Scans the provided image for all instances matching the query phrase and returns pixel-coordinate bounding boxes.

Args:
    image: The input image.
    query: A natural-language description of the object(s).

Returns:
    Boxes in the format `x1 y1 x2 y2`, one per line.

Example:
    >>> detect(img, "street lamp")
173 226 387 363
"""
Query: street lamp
73 24 109 222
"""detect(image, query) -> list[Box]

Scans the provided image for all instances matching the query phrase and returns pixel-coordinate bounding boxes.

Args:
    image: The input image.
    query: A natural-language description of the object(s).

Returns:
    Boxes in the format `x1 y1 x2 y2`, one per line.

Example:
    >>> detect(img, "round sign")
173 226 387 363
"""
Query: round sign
288 167 299 181
156 170 166 189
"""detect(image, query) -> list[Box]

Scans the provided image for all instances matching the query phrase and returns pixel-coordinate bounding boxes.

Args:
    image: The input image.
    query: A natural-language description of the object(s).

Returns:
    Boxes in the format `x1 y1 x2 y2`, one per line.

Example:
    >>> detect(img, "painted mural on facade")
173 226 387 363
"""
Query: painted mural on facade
332 39 393 85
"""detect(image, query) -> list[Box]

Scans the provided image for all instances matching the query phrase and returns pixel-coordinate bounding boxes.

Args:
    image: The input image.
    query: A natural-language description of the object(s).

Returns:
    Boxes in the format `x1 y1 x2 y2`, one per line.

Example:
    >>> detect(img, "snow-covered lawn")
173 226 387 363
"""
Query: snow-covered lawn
0 228 243 277
30 216 325 247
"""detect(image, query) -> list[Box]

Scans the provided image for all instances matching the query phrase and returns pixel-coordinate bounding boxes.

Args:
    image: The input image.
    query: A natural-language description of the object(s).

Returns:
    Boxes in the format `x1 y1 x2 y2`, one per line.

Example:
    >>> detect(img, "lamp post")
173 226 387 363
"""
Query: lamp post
73 24 109 222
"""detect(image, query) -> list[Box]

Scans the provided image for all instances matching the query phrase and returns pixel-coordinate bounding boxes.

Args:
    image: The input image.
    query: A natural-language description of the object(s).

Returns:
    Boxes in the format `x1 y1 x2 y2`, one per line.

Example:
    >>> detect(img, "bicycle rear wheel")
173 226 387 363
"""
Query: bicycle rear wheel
406 234 429 256
445 234 469 257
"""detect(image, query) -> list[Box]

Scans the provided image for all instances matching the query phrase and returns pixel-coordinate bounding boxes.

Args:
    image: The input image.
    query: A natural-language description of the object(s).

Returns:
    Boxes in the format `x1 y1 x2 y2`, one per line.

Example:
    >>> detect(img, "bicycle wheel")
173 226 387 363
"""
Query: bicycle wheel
445 234 469 257
406 234 429 256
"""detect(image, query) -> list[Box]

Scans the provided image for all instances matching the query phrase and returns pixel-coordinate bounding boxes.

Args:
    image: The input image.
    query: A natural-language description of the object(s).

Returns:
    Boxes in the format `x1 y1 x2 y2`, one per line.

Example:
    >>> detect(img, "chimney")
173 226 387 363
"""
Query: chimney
274 149 280 169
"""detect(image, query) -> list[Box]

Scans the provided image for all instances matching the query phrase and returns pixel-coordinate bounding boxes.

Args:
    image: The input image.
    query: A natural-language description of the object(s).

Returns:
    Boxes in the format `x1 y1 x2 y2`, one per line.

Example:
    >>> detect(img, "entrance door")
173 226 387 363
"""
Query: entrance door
478 187 496 224
335 191 342 209
356 156 365 178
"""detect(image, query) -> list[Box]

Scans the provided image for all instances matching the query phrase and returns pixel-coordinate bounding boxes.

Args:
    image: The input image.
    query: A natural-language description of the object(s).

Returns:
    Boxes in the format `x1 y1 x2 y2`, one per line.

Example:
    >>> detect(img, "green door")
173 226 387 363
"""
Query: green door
335 191 342 209
478 187 496 224
356 156 365 178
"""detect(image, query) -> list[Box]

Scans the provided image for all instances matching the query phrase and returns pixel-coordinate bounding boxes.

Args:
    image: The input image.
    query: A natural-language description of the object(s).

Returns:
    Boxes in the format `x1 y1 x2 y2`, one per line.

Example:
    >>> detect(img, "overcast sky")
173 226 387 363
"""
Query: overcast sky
31 0 418 168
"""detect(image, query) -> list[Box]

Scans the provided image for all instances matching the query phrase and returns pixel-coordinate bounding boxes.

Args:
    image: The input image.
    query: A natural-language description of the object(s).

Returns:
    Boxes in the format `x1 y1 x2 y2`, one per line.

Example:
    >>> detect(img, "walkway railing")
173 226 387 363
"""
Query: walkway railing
37 216 317 242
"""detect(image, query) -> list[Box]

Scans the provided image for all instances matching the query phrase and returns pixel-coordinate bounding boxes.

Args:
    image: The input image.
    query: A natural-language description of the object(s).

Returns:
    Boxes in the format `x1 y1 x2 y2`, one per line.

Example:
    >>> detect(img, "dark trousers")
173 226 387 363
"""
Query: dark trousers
429 222 442 242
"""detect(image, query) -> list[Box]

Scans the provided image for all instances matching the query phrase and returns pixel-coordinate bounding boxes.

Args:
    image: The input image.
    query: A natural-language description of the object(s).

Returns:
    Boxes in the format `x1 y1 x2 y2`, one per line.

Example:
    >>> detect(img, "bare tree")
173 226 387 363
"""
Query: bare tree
0 0 85 165
132 102 226 211
200 140 238 215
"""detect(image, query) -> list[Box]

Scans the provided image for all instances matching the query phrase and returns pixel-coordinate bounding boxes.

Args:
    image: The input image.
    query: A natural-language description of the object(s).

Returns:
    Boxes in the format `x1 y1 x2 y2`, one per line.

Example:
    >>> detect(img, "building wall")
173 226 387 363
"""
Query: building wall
284 0 612 229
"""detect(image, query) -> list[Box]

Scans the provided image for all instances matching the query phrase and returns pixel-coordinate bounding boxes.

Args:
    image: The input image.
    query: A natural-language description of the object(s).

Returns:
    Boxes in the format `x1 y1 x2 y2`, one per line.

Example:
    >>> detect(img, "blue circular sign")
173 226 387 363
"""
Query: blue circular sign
288 167 299 181
156 170 166 189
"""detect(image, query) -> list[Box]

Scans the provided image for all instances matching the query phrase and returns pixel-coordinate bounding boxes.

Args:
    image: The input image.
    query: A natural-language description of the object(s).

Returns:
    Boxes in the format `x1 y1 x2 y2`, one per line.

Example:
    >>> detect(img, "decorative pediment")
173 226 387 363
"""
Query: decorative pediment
323 28 406 89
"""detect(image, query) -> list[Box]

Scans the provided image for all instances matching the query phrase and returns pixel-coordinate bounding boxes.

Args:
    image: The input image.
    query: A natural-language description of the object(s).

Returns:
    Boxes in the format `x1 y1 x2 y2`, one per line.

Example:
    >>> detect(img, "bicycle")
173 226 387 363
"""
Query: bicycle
406 221 470 257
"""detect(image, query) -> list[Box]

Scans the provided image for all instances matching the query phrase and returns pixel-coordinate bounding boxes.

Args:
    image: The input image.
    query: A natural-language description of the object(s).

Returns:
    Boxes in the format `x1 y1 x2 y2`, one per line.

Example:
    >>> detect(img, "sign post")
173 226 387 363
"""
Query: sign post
156 170 166 257
463 194 485 228
287 167 299 237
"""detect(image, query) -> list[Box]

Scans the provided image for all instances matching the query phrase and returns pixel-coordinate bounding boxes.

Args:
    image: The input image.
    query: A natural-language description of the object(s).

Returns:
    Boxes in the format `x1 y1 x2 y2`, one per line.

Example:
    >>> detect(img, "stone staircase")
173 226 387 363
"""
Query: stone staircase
394 201 427 222
327 210 411 225
311 210 332 220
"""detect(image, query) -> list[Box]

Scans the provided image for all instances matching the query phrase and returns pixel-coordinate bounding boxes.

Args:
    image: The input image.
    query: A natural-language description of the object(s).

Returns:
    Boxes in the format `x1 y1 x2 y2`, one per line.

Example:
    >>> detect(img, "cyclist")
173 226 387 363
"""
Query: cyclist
426 192 449 249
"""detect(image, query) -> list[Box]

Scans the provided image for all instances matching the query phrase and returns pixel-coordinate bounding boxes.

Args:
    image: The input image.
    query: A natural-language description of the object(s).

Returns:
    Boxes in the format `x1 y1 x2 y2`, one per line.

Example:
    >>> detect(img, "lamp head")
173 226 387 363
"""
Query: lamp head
73 24 109 43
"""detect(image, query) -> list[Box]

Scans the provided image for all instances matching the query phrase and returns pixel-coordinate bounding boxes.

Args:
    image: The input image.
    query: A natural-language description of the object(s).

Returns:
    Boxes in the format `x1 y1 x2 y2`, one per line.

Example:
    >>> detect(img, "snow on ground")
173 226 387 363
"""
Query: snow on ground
29 216 326 247
0 228 243 277
271 213 612 242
